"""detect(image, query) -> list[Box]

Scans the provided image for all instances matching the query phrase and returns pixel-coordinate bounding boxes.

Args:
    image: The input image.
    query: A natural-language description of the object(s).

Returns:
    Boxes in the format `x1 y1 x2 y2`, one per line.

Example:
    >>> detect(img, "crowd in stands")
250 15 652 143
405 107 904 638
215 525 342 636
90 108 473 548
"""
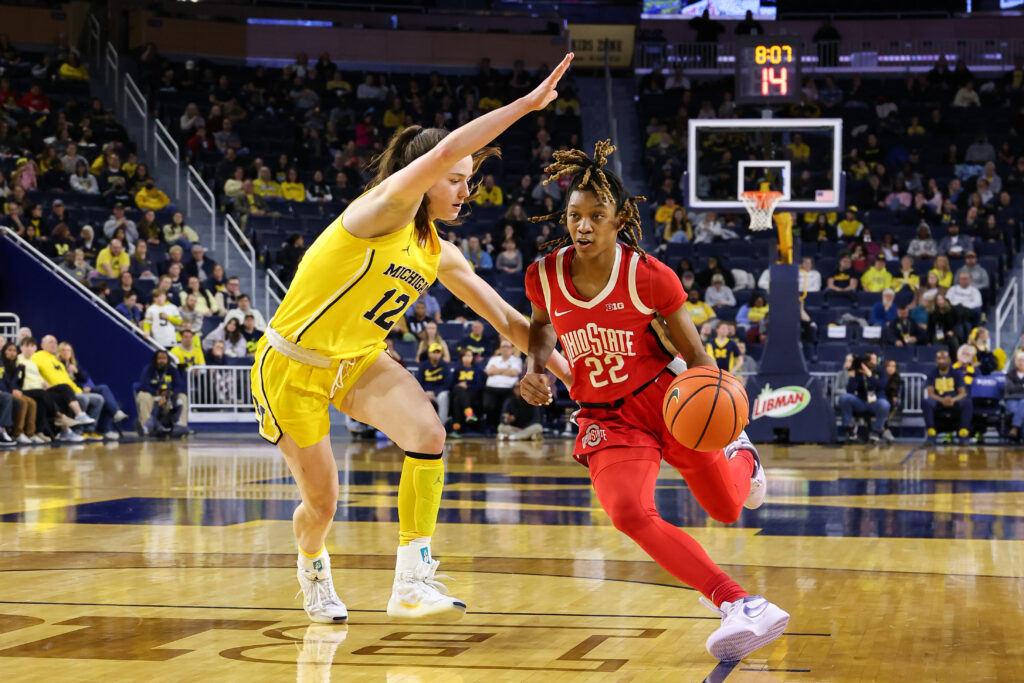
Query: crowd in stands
132 47 580 294
5 30 1024 443
633 55 1024 442
0 327 129 444
0 37 268 441
2 39 585 441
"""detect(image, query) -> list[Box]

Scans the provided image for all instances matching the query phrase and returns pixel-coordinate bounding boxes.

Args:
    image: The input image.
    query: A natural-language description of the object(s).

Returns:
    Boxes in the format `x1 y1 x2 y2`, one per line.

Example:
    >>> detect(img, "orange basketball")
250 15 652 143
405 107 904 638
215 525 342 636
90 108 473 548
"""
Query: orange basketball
662 366 749 452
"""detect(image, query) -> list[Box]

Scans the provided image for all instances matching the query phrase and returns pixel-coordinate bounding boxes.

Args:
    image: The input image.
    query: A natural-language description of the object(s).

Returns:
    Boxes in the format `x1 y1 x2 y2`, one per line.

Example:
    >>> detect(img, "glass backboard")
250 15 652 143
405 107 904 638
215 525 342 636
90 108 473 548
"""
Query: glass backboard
686 118 843 211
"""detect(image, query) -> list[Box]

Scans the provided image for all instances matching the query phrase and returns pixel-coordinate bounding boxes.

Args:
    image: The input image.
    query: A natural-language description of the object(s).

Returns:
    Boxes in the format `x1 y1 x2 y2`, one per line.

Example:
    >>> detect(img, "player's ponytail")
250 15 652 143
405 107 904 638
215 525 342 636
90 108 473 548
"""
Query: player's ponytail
369 126 500 245
529 139 647 260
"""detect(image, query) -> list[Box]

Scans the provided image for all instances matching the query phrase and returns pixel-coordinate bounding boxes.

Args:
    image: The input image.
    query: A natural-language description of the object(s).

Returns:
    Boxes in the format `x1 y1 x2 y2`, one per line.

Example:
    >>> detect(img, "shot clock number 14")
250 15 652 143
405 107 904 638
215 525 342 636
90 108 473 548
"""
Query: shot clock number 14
735 38 800 105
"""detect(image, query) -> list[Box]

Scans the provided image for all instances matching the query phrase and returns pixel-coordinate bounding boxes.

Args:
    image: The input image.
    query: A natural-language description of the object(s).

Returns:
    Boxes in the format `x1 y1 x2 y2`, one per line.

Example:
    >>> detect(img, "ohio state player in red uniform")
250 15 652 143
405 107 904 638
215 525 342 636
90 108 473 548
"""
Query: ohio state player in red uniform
521 142 789 662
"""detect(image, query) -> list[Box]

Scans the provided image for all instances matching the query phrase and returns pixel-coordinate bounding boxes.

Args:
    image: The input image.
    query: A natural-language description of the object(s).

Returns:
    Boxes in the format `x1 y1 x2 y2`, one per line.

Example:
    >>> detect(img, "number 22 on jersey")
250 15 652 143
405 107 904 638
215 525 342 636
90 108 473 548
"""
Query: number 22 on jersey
585 354 629 388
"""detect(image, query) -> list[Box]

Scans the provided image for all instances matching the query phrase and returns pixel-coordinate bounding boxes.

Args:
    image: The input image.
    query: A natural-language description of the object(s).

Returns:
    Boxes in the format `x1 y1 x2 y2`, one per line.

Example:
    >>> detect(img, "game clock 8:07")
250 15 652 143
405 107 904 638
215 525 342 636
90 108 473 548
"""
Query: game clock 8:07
735 37 800 105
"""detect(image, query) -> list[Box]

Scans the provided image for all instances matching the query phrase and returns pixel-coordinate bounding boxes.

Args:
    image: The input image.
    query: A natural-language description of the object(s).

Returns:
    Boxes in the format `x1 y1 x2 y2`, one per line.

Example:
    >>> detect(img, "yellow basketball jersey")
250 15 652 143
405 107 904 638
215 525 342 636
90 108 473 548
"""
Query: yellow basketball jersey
269 213 441 360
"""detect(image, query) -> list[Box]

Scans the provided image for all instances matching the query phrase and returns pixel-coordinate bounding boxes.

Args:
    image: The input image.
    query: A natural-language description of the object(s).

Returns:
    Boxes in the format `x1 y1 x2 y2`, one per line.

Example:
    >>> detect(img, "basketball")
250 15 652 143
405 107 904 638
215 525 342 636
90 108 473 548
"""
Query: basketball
662 366 749 452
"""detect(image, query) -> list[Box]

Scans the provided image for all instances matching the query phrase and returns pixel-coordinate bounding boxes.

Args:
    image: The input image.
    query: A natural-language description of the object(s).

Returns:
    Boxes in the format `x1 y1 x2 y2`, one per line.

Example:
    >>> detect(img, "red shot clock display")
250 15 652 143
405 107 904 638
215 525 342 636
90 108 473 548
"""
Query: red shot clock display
735 37 800 105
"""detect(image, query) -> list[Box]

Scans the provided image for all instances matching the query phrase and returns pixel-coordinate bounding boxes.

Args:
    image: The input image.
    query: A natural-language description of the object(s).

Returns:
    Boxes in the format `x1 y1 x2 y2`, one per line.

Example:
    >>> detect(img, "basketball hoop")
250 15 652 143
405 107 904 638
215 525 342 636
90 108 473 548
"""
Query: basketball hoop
740 190 784 231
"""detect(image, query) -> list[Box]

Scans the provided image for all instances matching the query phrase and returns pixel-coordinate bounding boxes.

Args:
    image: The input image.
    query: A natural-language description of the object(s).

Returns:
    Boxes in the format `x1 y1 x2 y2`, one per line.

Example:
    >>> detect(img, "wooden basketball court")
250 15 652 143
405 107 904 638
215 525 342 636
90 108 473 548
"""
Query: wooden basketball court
1 435 1021 681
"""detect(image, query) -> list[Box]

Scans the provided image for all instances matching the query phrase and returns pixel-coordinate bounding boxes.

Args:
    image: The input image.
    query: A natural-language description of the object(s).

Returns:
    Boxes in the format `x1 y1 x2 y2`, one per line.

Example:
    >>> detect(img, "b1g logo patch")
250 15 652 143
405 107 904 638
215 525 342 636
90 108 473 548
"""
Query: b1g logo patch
582 423 607 448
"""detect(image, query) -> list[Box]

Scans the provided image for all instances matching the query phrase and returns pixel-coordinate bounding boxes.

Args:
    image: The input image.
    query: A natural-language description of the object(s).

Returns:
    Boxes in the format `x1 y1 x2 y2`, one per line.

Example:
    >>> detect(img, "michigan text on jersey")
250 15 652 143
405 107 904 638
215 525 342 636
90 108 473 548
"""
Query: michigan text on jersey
382 262 431 294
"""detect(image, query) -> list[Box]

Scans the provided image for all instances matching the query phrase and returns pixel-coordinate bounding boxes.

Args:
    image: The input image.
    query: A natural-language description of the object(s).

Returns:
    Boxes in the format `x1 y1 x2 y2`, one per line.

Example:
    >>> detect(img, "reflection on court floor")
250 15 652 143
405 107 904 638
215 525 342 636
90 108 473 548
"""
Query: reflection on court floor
0 436 1021 682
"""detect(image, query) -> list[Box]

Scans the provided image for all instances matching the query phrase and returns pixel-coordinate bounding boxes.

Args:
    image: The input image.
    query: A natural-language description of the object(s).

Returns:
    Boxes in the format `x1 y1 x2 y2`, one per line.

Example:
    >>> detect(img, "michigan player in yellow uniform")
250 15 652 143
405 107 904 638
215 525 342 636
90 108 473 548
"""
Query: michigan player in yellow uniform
251 54 575 624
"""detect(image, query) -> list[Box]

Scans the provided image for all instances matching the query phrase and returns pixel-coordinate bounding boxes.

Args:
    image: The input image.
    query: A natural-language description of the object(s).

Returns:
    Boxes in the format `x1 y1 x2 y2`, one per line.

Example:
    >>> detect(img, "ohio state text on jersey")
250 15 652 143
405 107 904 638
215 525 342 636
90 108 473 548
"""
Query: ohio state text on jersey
525 243 686 405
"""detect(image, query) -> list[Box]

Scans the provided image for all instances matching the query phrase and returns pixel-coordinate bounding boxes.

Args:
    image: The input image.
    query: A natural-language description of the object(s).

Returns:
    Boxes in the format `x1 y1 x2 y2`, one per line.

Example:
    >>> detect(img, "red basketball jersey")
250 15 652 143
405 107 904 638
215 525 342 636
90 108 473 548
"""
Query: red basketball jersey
525 243 686 405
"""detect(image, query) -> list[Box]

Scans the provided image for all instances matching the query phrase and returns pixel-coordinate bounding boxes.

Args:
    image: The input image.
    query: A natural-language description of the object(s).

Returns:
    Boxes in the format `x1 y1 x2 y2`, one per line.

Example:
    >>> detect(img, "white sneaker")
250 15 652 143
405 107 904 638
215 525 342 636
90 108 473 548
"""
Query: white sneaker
725 430 766 510
15 434 31 445
386 540 466 621
296 554 348 624
73 413 95 426
701 595 790 661
113 410 129 423
882 428 896 443
61 429 85 443
30 435 47 444
103 431 121 441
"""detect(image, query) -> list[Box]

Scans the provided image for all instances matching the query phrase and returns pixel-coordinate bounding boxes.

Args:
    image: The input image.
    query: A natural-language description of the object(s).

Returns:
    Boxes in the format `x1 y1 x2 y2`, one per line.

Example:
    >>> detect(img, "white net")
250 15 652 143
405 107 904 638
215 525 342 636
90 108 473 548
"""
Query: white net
740 191 783 231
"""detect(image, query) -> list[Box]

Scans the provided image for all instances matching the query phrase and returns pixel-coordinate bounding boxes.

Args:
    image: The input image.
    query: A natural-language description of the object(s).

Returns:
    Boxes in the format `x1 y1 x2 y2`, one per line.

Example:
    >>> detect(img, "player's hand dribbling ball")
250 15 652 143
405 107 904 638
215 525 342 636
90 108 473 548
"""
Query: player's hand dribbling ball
662 366 749 451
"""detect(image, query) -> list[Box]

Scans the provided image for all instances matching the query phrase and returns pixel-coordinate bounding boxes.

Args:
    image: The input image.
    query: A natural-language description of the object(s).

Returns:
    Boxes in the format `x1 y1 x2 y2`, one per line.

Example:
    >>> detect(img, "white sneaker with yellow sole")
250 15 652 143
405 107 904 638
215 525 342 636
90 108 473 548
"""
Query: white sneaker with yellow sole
386 539 466 621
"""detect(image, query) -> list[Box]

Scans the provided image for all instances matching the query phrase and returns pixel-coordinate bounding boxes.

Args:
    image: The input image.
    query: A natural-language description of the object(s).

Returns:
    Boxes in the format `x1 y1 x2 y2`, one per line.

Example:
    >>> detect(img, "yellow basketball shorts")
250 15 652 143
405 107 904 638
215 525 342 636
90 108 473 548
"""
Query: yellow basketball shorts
250 336 384 448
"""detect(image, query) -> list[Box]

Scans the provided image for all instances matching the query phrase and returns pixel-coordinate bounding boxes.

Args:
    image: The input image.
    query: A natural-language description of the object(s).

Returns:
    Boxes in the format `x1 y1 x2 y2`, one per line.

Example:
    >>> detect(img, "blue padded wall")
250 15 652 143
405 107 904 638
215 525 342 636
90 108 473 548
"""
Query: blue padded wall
0 237 158 418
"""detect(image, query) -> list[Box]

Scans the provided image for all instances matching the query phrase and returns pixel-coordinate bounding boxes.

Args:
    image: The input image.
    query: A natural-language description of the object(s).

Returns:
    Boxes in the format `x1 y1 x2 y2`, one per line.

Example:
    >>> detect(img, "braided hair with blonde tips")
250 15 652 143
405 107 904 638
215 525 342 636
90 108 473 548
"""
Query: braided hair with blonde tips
529 139 647 260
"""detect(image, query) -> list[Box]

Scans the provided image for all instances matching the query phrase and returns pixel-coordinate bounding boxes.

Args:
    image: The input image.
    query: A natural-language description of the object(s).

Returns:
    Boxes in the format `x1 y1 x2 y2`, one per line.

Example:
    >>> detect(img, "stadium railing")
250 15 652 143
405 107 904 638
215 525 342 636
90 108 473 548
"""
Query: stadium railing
123 73 149 156
85 12 256 297
186 365 255 423
225 214 257 298
995 277 1019 352
0 312 20 343
810 370 926 418
604 46 623 179
1 227 161 350
265 268 287 314
186 165 218 251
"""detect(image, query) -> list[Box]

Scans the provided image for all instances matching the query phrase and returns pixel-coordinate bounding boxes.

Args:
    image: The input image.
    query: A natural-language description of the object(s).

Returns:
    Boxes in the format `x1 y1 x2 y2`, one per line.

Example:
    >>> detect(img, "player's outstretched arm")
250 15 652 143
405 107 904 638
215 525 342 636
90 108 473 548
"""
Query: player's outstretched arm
345 53 574 239
521 305 558 406
437 241 571 385
662 305 718 369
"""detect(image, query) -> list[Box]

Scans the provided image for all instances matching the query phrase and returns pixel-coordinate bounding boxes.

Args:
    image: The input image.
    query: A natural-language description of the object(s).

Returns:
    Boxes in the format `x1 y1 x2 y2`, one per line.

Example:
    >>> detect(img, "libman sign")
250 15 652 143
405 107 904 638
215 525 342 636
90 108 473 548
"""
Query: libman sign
751 384 811 420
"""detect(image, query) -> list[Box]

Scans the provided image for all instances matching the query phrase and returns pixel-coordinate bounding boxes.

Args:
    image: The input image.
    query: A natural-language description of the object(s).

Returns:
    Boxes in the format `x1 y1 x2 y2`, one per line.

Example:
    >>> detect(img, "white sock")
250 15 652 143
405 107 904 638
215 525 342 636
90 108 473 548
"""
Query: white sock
396 537 432 572
298 546 329 575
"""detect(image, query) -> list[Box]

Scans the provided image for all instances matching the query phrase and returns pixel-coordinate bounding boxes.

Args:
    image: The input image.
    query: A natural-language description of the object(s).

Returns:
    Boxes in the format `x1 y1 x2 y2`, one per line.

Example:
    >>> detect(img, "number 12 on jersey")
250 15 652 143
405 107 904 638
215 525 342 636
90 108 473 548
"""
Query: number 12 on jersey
363 288 410 331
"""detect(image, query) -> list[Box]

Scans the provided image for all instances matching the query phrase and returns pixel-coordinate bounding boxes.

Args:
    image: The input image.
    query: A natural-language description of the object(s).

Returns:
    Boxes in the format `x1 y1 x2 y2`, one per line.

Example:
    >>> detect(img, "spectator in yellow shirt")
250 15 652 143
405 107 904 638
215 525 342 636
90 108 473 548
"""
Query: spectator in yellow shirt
474 175 503 207
906 116 926 136
654 197 680 226
135 180 171 211
893 255 920 292
684 288 716 326
382 97 406 130
860 257 893 292
555 88 580 116
170 329 206 370
836 206 864 240
31 336 82 394
787 133 810 164
478 87 503 112
255 167 282 198
58 53 89 81
31 334 104 430
279 167 306 202
928 254 954 288
96 238 130 278
646 123 673 149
